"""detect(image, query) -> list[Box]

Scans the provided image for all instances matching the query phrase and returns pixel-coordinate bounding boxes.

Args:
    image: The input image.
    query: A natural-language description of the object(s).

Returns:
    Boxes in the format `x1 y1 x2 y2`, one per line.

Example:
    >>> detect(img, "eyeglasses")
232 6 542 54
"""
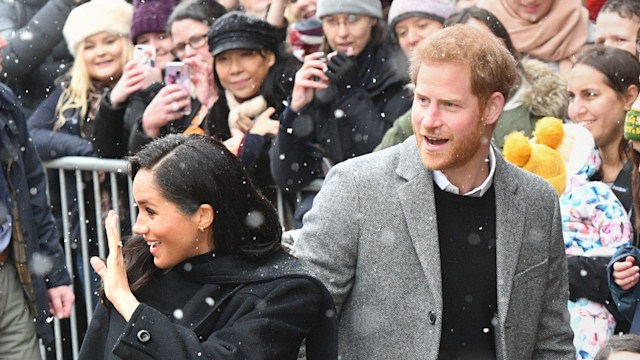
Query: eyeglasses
172 34 208 58
321 14 367 29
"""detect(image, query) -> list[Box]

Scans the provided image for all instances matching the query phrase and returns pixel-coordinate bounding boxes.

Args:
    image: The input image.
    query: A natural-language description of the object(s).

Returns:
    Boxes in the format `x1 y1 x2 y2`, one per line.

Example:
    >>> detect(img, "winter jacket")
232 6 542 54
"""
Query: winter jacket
270 40 412 193
0 0 77 116
608 245 640 325
78 251 337 360
561 147 632 358
0 83 70 346
492 58 568 149
93 82 218 158
27 85 128 261
373 109 412 152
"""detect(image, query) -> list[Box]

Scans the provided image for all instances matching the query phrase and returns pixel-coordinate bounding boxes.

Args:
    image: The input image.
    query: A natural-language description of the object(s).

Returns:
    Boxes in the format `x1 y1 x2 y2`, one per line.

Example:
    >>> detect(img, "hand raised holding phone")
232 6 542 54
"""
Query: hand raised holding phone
290 51 329 112
164 61 192 115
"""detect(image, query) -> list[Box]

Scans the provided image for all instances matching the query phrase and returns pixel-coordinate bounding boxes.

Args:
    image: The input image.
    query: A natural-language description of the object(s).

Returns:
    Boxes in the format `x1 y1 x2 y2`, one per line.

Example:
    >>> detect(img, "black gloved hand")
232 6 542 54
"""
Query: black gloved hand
325 52 359 96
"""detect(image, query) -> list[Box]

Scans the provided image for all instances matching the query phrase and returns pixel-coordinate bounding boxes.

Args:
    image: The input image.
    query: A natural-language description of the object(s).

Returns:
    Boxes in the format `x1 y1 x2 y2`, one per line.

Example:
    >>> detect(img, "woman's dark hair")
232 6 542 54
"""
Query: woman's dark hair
260 50 302 110
574 45 640 165
575 45 640 95
595 334 640 360
111 135 283 298
444 6 519 61
166 0 227 34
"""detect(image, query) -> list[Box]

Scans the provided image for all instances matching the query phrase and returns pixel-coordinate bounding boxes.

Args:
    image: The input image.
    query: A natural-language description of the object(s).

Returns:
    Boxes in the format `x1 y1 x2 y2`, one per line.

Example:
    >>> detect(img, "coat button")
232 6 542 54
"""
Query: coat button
137 330 151 343
428 311 436 325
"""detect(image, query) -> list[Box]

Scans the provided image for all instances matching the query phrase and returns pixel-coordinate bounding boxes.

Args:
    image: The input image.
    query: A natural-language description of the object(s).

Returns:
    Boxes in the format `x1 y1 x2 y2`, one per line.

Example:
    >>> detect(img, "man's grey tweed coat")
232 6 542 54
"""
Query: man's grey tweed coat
294 136 575 359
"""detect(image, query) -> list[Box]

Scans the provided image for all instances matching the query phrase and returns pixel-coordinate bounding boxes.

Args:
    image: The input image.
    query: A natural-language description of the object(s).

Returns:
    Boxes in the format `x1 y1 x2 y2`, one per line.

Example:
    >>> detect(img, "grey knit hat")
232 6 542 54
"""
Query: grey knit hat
388 0 456 31
316 0 383 19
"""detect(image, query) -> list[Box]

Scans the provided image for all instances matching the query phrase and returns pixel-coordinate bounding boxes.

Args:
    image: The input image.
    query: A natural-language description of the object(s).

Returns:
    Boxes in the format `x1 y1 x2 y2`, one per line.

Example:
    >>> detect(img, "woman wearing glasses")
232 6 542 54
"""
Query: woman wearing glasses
93 0 228 159
269 0 412 227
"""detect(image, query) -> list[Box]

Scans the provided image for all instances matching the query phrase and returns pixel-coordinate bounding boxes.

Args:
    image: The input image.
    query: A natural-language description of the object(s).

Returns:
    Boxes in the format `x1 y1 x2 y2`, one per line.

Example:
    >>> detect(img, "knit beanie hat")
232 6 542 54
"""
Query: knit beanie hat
388 0 456 31
625 97 640 141
130 0 179 43
316 0 383 19
208 12 279 57
503 117 567 195
63 0 133 57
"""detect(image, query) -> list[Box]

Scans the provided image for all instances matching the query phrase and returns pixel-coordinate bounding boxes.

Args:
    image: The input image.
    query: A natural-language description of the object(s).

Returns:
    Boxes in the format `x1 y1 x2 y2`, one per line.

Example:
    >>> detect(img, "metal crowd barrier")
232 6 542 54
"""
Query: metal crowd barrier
42 156 133 360
40 156 323 360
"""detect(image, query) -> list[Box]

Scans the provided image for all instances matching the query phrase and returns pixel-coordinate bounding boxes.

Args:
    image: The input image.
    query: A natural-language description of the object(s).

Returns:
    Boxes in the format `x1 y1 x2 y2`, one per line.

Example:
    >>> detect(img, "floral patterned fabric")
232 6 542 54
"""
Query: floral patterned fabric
560 148 632 359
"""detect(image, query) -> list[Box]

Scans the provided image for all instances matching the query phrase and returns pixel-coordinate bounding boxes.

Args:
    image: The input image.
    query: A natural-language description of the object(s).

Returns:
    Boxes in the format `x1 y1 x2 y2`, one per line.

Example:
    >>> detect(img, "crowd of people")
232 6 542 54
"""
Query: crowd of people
4 0 640 359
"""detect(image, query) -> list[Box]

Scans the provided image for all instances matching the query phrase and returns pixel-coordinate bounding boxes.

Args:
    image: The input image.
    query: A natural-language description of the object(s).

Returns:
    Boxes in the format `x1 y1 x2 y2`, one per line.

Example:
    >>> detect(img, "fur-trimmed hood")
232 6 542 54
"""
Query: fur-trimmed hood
519 57 569 119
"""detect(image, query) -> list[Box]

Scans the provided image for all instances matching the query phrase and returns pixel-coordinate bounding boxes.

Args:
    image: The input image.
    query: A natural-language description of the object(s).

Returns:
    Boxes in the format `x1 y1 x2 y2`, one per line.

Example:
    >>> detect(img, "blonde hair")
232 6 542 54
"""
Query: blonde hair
54 34 133 131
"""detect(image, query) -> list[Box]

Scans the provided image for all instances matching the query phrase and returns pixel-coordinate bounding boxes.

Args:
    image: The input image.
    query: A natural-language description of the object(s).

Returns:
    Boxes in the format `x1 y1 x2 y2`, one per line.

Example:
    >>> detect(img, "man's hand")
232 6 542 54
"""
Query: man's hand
47 285 75 319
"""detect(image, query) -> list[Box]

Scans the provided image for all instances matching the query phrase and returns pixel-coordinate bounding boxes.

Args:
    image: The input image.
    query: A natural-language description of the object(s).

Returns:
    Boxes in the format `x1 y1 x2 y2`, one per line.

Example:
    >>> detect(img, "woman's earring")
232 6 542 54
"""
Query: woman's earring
198 226 205 233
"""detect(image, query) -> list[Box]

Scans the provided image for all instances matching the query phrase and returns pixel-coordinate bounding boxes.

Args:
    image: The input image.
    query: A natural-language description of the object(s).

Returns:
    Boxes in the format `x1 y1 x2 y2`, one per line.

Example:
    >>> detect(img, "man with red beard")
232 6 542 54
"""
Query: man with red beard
293 25 575 359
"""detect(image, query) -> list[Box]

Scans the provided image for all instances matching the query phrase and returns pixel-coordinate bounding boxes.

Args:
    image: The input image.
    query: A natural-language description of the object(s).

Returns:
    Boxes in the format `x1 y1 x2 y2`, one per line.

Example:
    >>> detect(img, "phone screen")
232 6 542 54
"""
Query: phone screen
134 44 156 68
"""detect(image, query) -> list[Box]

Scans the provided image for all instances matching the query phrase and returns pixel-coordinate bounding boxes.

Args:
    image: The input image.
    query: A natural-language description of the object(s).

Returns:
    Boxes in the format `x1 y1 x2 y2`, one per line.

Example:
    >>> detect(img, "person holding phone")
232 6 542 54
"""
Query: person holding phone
269 0 412 227
106 0 228 157
92 0 183 160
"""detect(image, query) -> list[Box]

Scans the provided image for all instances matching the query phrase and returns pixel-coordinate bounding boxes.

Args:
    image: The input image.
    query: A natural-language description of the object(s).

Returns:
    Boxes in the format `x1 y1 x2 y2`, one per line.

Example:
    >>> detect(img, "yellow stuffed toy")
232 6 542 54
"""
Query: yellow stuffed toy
503 117 567 195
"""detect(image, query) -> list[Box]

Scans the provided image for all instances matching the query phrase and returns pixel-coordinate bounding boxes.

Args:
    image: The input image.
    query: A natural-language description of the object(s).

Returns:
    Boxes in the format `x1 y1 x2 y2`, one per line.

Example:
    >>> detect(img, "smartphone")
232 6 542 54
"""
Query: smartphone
134 44 156 68
164 61 191 115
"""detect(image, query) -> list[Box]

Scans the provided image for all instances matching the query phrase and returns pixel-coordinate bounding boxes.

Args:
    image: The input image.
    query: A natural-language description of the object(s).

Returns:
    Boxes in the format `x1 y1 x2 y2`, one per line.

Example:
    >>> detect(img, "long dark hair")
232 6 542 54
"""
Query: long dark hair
107 135 283 298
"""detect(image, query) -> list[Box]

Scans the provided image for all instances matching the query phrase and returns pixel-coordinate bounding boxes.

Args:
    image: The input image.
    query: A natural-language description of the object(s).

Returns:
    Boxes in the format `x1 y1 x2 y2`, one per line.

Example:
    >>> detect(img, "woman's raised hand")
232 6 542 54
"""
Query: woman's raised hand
289 51 329 112
109 61 146 106
90 210 140 321
141 84 191 138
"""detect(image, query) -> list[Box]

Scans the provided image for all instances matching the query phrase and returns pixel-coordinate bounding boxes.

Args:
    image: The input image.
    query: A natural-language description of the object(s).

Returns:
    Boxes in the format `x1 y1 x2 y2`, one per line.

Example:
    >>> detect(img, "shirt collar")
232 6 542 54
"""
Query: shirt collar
433 147 496 197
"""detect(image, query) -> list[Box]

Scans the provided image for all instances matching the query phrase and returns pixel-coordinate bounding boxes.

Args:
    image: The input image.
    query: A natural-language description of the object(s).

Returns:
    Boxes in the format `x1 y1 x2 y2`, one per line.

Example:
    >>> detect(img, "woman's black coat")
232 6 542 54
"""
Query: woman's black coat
78 251 337 360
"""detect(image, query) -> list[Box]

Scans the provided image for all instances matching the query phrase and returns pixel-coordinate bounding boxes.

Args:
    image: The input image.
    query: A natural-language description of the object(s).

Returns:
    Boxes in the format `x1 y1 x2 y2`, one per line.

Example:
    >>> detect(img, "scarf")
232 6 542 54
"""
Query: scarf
225 90 268 135
478 0 588 62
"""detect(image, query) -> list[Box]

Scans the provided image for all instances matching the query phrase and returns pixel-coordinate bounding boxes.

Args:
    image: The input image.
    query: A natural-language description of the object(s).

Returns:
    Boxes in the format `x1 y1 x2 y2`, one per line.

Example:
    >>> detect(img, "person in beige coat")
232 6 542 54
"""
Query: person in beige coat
293 24 575 359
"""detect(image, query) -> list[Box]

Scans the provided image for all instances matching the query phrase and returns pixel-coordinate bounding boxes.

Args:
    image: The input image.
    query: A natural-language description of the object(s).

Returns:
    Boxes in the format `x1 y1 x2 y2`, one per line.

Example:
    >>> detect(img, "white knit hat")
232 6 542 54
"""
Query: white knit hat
63 0 133 57
316 0 383 19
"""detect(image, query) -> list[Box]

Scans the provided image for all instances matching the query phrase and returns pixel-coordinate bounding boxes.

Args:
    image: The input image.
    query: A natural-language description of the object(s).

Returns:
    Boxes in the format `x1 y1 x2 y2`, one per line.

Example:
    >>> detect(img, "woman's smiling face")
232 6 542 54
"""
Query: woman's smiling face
82 31 126 83
132 169 213 269
567 64 629 149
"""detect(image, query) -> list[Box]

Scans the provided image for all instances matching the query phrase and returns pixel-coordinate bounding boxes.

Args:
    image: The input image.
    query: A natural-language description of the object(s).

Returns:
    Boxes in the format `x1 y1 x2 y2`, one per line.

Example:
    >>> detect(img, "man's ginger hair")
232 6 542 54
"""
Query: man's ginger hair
410 24 518 104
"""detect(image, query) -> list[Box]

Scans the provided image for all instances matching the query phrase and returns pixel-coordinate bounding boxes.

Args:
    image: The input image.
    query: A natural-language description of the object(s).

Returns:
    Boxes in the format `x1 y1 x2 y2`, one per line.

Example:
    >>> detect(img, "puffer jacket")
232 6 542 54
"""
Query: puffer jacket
561 146 632 359
562 149 632 256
